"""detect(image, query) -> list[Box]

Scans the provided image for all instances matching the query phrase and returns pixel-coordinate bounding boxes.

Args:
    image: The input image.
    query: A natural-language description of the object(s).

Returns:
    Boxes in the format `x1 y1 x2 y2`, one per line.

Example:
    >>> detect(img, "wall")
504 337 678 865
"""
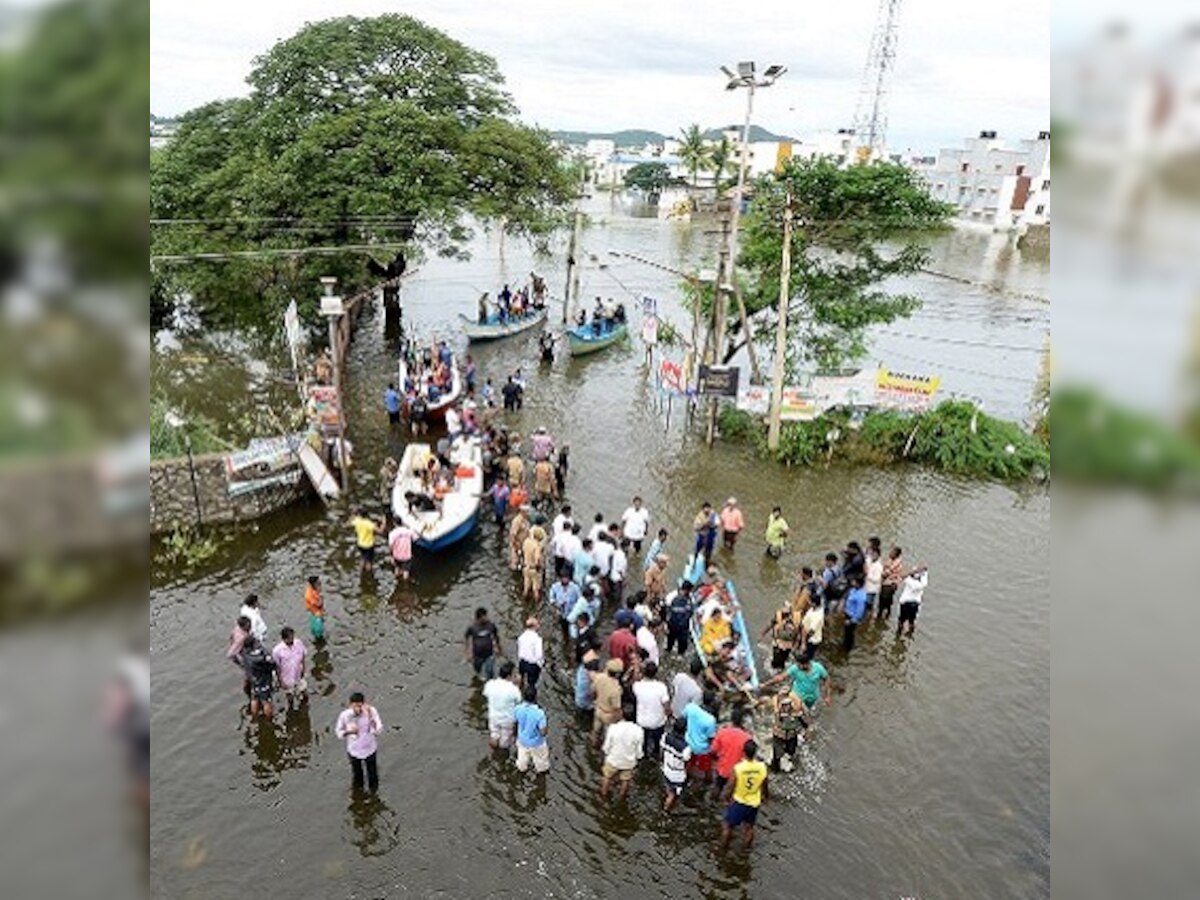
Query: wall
150 452 312 534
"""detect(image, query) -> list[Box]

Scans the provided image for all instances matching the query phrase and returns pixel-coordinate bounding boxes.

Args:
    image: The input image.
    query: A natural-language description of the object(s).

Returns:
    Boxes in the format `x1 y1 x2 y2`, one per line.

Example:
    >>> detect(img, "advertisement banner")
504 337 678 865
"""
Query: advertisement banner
658 358 686 395
307 385 342 434
875 368 941 410
225 435 304 497
641 315 659 347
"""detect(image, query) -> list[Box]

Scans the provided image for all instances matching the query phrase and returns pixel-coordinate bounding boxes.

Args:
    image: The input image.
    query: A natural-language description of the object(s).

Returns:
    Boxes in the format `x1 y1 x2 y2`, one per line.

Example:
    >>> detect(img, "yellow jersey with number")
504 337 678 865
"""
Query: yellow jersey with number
352 517 377 548
731 759 768 807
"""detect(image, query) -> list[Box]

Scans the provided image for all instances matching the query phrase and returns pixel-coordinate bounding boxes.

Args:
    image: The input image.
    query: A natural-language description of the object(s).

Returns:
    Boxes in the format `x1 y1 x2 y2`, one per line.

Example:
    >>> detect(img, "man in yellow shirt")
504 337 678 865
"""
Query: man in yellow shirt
719 740 769 851
350 509 385 574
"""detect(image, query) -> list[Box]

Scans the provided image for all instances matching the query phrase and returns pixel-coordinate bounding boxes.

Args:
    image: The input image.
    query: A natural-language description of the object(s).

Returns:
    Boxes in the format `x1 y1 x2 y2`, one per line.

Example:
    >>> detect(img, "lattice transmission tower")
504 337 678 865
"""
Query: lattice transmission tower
851 0 905 161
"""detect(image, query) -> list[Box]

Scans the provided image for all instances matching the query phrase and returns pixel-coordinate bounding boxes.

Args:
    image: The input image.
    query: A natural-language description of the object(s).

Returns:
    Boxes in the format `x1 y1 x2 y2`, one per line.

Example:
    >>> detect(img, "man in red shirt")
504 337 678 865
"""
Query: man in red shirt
607 610 639 672
710 705 752 800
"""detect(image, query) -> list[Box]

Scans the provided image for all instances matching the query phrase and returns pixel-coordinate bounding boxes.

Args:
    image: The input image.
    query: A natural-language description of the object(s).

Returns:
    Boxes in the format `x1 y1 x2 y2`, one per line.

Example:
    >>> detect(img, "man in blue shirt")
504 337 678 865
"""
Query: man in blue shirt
572 538 595 588
549 572 581 640
842 575 868 653
383 382 402 425
513 686 550 774
683 690 720 785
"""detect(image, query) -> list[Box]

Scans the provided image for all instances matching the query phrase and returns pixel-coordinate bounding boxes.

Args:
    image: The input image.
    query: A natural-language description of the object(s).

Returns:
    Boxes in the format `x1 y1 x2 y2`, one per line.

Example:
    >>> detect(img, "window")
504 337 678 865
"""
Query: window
1042 179 1050 190
1016 165 1025 176
994 164 1003 171
961 162 969 173
1035 204 1045 215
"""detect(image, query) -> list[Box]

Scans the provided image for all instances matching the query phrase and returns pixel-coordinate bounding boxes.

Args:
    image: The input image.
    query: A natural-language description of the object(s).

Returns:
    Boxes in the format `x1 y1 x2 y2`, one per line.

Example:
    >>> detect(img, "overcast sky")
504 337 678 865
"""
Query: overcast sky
151 0 1049 153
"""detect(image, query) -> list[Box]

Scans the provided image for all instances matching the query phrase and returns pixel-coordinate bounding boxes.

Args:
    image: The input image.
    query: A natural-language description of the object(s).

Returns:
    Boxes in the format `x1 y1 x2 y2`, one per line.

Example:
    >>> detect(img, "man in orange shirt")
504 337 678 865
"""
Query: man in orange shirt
719 497 745 551
304 575 326 641
710 705 752 800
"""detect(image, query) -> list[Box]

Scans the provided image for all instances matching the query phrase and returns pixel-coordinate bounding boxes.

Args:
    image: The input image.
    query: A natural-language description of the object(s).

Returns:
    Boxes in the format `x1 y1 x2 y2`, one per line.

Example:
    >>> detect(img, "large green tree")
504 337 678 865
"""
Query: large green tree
726 158 952 372
152 14 575 332
623 161 675 198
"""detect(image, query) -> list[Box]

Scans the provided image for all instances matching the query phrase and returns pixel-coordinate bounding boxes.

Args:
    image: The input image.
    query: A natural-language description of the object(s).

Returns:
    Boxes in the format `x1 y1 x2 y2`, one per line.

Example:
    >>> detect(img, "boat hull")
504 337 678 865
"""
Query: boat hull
460 309 547 342
416 514 477 550
567 323 628 356
683 555 761 690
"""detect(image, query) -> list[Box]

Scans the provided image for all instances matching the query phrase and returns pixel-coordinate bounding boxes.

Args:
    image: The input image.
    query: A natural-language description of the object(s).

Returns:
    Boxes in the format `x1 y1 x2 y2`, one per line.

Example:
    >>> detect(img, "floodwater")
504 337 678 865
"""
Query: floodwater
150 201 1049 898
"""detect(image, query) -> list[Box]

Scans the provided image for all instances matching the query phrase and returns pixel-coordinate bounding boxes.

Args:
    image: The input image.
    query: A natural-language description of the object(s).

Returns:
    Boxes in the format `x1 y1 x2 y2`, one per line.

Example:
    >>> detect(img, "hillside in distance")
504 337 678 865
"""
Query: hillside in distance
553 124 794 146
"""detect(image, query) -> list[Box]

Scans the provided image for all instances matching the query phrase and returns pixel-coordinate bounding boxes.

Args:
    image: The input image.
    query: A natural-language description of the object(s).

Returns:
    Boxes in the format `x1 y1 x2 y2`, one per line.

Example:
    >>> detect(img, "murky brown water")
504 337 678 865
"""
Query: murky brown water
151 203 1049 898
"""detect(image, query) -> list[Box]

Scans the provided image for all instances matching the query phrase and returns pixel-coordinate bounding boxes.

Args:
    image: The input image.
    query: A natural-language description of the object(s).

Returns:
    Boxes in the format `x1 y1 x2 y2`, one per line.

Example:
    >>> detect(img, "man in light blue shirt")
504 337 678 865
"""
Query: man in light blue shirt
383 383 402 425
549 573 581 639
842 575 868 653
513 686 550 774
643 528 668 572
683 691 719 785
572 539 595 587
567 586 597 639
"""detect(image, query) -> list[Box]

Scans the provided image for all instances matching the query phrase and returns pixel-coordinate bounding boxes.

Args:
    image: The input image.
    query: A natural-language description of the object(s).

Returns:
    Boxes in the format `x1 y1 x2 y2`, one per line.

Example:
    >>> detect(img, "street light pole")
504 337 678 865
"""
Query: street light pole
767 185 794 451
320 277 350 494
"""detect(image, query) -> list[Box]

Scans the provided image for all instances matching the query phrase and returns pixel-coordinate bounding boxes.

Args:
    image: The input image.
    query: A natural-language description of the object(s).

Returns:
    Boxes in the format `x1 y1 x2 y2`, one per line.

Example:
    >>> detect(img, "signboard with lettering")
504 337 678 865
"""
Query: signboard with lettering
658 358 686 395
736 366 941 419
698 365 740 397
875 369 941 411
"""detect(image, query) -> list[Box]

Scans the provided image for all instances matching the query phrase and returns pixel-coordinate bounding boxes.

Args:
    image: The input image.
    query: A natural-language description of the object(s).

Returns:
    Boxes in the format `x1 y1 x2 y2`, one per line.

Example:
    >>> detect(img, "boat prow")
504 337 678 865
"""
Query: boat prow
567 322 628 356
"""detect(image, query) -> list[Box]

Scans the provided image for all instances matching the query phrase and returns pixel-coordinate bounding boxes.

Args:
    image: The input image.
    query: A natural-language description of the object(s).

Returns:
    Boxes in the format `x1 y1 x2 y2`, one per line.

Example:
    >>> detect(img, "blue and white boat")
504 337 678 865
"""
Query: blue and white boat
682 555 761 690
391 436 483 550
460 307 547 343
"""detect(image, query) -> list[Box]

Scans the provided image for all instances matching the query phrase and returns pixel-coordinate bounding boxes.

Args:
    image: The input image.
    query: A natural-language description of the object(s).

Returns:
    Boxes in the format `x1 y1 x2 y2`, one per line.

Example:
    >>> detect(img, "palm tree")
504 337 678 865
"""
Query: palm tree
707 136 737 197
677 124 710 188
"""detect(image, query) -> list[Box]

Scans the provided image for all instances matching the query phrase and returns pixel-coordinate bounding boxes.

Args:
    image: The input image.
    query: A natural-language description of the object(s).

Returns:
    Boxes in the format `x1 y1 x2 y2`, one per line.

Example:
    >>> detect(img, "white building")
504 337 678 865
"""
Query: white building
921 130 1051 230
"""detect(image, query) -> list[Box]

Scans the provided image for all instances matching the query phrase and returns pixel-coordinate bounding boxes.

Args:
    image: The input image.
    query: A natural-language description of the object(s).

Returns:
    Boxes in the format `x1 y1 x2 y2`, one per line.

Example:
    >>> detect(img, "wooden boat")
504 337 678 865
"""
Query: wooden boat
682 554 761 690
391 436 483 551
459 307 547 342
398 355 462 423
567 321 628 356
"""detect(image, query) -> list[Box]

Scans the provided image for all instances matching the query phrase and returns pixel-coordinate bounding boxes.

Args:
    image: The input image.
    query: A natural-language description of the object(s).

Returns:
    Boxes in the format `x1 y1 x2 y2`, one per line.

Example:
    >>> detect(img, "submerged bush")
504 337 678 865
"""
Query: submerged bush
718 399 1048 482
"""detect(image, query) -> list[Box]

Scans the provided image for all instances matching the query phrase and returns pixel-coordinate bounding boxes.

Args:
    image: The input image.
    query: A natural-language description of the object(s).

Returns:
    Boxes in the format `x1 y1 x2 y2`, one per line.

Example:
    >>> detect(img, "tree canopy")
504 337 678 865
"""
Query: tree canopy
623 162 676 196
152 14 575 333
730 158 952 372
677 125 710 188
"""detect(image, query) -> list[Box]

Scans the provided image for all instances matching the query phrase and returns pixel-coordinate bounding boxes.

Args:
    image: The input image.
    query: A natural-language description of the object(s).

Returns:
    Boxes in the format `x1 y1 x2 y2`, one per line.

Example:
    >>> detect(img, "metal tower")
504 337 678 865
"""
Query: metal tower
851 0 904 161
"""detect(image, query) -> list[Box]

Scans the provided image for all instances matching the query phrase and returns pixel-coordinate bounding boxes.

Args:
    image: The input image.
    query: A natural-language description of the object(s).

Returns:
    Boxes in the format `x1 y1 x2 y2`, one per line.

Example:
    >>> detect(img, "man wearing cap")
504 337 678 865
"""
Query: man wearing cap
591 659 625 747
693 501 720 567
530 426 554 462
508 506 531 572
719 498 745 551
517 617 545 691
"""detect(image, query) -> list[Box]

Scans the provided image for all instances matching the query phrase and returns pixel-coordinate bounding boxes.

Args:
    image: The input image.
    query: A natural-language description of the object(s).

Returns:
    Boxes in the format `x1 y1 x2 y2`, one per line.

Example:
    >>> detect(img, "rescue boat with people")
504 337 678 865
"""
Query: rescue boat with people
391 436 483 550
460 307 548 343
682 554 762 690
398 355 462 423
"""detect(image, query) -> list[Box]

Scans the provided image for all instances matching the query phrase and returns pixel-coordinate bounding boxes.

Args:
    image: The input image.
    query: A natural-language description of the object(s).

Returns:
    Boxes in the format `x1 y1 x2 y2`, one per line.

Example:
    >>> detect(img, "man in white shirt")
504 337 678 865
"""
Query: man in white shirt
592 534 614 579
801 601 825 660
551 505 574 539
632 661 670 760
482 660 523 750
598 706 644 802
670 657 705 718
239 594 267 643
445 405 462 439
620 496 651 553
516 617 545 690
896 565 929 637
609 539 629 605
587 513 608 546
556 526 583 581
636 618 660 667
864 547 884 616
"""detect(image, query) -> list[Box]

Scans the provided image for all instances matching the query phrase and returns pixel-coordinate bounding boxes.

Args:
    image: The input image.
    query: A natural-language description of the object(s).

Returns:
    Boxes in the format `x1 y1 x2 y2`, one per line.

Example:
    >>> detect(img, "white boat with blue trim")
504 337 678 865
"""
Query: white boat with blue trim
391 436 483 551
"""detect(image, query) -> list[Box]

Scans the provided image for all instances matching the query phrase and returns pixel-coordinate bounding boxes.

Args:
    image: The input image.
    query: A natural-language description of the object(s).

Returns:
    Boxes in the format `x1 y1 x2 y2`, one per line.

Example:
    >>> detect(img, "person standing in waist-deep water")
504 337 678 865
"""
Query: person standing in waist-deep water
464 606 503 680
896 564 929 637
842 574 868 653
240 635 276 720
388 518 415 583
719 497 745 551
304 575 327 641
335 692 383 791
719 740 769 852
764 506 789 559
878 546 904 621
692 501 719 567
271 626 307 706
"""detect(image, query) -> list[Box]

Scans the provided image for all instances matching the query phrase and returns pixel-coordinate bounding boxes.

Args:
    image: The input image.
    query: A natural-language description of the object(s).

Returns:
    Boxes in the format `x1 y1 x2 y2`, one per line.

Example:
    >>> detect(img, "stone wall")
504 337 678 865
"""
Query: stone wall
1018 223 1050 251
150 452 312 534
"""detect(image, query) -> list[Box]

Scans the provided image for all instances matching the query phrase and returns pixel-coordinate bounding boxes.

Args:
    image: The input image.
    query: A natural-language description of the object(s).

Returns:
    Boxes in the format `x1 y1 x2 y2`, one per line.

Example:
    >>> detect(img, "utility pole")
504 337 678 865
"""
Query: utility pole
563 161 587 324
767 187 794 451
320 277 350 493
706 202 732 446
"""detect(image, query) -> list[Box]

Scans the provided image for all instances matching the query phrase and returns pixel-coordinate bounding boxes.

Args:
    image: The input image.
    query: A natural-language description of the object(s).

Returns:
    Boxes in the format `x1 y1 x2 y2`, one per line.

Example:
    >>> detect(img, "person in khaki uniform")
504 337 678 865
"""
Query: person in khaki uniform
521 526 545 601
508 507 530 572
506 452 526 488
590 659 625 748
643 554 669 607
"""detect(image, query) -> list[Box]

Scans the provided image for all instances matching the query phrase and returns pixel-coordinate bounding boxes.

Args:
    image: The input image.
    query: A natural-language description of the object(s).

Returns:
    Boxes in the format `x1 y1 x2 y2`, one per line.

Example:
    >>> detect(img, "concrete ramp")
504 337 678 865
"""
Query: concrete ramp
295 439 340 502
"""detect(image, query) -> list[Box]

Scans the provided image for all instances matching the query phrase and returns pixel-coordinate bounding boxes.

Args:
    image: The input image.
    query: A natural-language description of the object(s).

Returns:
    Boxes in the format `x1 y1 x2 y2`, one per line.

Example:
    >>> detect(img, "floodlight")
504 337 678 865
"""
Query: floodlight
737 61 755 77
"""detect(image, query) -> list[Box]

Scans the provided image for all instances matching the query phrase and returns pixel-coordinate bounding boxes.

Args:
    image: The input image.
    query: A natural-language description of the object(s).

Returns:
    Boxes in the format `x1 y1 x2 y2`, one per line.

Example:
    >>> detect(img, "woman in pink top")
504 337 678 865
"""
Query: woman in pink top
388 522 415 582
720 498 745 551
335 691 383 791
